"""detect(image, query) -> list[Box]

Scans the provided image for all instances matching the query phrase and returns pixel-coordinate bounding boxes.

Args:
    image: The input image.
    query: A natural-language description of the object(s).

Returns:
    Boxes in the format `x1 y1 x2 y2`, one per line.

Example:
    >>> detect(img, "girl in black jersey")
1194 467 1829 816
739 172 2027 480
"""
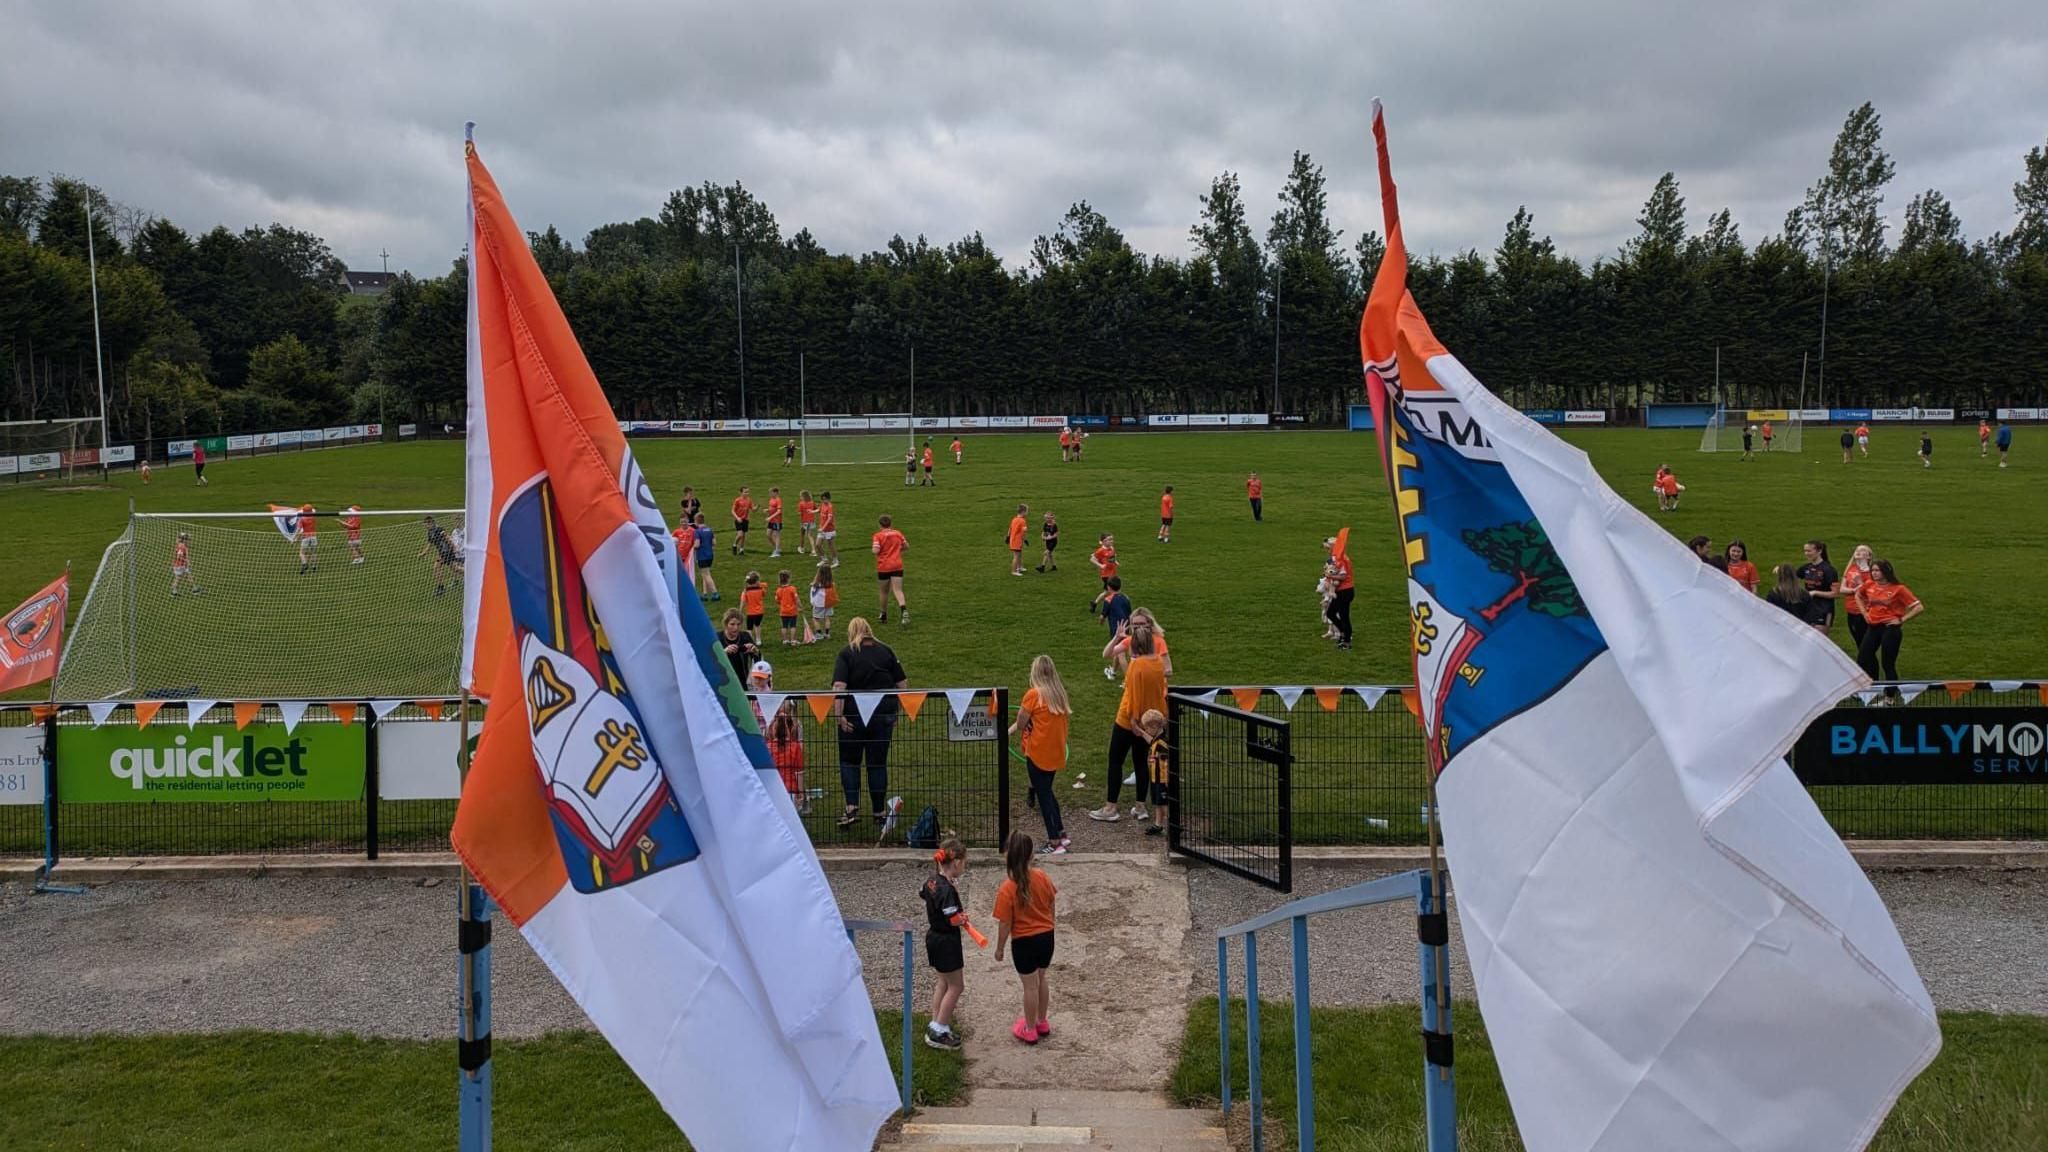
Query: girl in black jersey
1038 512 1060 573
920 833 973 1050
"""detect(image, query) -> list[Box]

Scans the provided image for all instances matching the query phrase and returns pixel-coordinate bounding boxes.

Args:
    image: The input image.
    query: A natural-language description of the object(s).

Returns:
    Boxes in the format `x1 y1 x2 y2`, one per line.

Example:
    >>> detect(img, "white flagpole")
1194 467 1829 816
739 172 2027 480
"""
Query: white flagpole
85 198 109 477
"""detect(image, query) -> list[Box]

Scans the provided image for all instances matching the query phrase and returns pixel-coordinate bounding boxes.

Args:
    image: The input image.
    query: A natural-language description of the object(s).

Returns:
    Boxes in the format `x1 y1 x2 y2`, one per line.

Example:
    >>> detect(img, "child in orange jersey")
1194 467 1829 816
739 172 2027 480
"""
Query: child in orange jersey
296 504 319 574
342 505 365 565
951 437 963 464
1089 533 1118 603
796 489 818 555
765 487 785 558
731 487 754 554
775 569 803 645
993 831 1059 1045
741 571 767 633
1157 486 1174 543
170 531 201 596
1008 504 1030 576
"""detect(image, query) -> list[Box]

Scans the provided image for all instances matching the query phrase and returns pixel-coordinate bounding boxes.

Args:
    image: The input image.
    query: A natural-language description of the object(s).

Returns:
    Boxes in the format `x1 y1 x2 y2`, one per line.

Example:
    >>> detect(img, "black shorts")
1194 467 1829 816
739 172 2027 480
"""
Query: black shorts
767 521 782 532
923 465 933 473
194 462 206 477
698 555 713 570
746 613 764 630
1044 538 1057 551
1011 931 1055 975
780 615 799 629
1160 517 1173 527
734 518 749 532
927 931 964 975
877 569 904 582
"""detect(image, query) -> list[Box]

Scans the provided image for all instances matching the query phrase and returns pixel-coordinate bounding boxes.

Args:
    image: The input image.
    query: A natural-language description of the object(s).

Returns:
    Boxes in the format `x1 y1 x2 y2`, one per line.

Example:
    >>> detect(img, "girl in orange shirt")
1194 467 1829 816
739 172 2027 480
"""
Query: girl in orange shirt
1854 559 1924 703
1009 655 1072 853
1839 544 1873 649
1723 539 1760 595
796 490 817 555
774 570 803 646
993 831 1059 1045
741 571 767 632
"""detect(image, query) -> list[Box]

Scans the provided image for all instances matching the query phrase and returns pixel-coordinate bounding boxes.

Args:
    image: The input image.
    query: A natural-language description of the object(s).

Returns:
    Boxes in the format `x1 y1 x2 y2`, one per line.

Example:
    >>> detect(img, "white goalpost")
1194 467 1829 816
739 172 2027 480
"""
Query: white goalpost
1 418 104 482
795 348 920 465
56 507 467 701
1698 351 1805 453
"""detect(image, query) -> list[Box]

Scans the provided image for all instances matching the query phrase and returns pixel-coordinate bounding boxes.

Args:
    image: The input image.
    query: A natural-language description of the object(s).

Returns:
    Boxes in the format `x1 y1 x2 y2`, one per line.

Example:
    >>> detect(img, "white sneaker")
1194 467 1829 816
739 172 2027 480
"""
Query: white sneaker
1132 805 1148 820
1103 667 1117 680
770 550 780 558
1086 807 1119 823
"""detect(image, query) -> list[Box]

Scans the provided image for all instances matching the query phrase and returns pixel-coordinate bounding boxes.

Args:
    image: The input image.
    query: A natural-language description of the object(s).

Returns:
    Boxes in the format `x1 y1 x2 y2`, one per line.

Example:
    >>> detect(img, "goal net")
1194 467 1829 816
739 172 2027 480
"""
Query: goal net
800 415 916 466
1 418 101 482
56 508 467 701
1699 409 1803 453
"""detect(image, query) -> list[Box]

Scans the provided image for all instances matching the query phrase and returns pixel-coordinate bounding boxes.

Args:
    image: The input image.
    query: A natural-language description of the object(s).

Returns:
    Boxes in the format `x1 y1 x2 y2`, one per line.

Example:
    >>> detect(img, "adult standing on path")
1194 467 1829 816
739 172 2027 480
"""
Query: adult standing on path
1008 504 1030 576
1246 471 1263 521
873 514 909 625
1090 621 1167 824
831 616 908 826
1325 532 1356 651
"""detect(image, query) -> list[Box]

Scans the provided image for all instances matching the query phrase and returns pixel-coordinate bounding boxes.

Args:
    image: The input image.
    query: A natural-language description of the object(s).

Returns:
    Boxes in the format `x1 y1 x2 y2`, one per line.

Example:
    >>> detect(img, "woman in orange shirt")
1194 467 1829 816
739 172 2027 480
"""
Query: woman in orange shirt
1090 621 1167 823
1723 539 1760 595
1854 559 1924 703
993 831 1059 1045
1838 543 1873 648
1009 655 1072 853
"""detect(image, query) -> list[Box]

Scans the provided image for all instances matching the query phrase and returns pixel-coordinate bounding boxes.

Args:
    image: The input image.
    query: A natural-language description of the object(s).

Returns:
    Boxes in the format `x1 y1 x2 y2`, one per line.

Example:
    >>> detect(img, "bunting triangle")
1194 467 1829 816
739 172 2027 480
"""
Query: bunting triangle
1274 687 1305 712
1230 687 1262 712
756 693 788 724
30 703 55 722
420 700 447 722
1989 680 2023 694
87 701 118 727
1353 687 1387 711
944 689 977 723
1194 690 1219 707
329 702 359 726
1854 689 1882 706
134 700 165 728
807 694 836 724
185 699 218 728
1943 680 1975 701
853 692 886 725
1313 687 1343 712
277 701 308 733
371 699 406 721
897 691 927 722
1895 683 1927 706
233 701 261 730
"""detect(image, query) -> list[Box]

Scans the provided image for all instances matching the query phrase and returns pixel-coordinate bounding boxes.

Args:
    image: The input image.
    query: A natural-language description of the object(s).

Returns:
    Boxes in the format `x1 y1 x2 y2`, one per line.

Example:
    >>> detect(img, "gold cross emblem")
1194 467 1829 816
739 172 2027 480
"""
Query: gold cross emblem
585 718 649 797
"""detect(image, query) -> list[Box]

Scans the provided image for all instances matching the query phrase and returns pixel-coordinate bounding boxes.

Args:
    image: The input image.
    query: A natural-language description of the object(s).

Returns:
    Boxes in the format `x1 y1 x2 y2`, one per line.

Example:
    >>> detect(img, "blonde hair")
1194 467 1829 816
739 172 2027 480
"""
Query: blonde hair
846 616 876 646
1029 655 1070 715
1127 617 1158 657
1138 709 1167 738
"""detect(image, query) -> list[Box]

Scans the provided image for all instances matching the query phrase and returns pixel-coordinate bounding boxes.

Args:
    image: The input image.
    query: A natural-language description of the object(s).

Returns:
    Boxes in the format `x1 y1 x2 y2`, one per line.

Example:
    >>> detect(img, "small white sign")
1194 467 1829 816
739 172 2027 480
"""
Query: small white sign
946 707 997 743
0 726 46 806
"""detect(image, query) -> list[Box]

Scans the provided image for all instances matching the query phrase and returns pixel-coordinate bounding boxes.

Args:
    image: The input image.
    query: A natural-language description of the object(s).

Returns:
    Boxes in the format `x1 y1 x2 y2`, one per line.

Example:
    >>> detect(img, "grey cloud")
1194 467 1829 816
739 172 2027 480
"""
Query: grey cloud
2 0 2042 275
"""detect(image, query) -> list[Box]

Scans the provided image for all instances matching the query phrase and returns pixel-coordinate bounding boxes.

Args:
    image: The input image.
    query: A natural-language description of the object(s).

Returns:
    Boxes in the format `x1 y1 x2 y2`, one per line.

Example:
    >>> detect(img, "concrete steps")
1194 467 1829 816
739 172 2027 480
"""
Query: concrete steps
896 1089 1228 1151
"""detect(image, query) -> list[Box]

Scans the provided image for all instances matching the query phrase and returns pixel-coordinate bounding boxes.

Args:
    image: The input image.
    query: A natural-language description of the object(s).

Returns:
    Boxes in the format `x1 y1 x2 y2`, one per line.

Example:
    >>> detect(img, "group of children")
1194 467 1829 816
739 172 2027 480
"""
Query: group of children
171 506 460 598
903 437 964 485
919 828 1060 1051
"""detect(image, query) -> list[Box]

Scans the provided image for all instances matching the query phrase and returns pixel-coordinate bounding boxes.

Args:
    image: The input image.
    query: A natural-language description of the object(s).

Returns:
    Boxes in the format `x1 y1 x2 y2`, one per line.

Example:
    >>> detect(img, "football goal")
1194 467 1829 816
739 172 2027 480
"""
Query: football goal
1699 409 1804 453
1 418 103 482
56 508 467 701
800 415 917 466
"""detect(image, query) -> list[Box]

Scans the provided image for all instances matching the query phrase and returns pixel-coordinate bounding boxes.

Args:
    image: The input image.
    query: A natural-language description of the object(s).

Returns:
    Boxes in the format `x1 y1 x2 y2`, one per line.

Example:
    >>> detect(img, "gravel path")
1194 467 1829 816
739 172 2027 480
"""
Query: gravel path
1184 863 2048 1015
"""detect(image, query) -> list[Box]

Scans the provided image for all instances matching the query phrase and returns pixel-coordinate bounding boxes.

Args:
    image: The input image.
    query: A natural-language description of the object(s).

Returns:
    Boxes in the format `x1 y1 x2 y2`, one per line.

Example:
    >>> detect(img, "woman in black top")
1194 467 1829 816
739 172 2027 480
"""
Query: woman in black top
1764 563 1819 626
831 616 909 826
1796 540 1839 632
717 608 759 687
1038 512 1059 573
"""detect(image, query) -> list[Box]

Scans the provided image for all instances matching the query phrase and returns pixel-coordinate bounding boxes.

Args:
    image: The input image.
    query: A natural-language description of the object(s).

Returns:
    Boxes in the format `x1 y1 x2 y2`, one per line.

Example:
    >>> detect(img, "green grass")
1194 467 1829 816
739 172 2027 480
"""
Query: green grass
1173 998 2048 1152
2 429 2043 850
0 1011 962 1151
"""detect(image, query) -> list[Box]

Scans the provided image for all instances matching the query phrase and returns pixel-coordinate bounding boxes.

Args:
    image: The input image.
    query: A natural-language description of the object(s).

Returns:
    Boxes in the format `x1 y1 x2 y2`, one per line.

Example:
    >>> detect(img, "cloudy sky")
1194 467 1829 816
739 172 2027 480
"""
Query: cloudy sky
4 1 2044 276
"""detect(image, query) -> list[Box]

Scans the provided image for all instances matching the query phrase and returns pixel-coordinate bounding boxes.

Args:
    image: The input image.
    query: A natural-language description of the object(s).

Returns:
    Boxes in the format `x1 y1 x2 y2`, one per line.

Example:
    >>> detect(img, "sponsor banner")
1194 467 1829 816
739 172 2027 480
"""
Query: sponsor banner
1070 415 1109 427
0 457 15 476
103 445 136 464
298 429 323 444
1799 408 1831 422
828 417 870 430
277 430 304 446
1957 408 1992 422
1226 413 1270 426
323 427 347 441
0 725 42 806
956 416 988 428
1112 415 1147 426
1565 410 1607 424
1274 413 1309 424
1744 409 1791 422
345 425 368 439
398 424 418 438
169 439 196 459
1521 409 1566 425
622 420 667 434
912 416 946 429
62 448 100 467
1917 408 1955 422
947 706 998 743
1829 408 1873 422
1188 414 1228 426
1998 408 2040 421
873 416 909 429
1793 708 2048 784
1028 415 1067 428
710 420 732 432
254 432 278 449
56 721 366 803
749 419 793 432
227 434 256 452
19 451 62 472
1148 414 1187 427
670 420 709 432
1869 408 1912 422
200 436 228 453
991 415 1029 428
378 719 464 800
367 423 382 437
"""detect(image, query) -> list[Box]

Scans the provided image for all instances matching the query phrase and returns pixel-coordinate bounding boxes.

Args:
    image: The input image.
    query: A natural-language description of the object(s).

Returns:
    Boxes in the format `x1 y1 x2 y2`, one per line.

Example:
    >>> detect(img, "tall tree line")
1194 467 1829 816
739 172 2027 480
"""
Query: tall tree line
5 104 2047 444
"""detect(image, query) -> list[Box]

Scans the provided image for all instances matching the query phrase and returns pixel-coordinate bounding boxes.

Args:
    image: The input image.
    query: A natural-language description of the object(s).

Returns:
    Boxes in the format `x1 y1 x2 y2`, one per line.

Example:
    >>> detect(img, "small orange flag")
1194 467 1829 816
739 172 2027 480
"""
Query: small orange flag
1231 687 1263 712
807 693 836 724
134 700 164 728
30 703 56 722
1314 686 1344 712
1943 680 1975 701
897 691 927 722
420 700 447 722
233 701 261 730
329 702 358 726
1400 688 1423 722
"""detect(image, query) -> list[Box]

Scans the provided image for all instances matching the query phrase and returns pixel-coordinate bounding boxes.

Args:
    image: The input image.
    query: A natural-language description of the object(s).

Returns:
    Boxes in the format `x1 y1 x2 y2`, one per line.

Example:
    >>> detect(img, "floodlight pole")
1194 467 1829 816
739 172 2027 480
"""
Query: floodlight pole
85 198 109 476
1273 256 1282 415
1816 246 1831 410
735 242 747 425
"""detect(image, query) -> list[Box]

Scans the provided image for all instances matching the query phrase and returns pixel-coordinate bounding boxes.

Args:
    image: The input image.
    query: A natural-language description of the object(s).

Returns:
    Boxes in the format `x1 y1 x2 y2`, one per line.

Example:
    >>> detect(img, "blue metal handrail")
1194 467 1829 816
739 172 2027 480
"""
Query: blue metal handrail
845 917 918 1112
1214 869 1458 1152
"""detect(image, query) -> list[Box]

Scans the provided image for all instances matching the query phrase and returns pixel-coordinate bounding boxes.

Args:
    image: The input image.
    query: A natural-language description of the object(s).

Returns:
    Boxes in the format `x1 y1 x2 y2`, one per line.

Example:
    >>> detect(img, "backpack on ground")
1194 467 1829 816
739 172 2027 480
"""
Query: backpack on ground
907 804 940 849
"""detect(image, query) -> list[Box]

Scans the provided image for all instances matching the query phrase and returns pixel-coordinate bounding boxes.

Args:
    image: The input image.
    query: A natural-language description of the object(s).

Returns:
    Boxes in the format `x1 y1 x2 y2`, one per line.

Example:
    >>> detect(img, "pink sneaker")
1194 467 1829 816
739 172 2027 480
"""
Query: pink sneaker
1011 1017 1039 1045
1035 1018 1052 1037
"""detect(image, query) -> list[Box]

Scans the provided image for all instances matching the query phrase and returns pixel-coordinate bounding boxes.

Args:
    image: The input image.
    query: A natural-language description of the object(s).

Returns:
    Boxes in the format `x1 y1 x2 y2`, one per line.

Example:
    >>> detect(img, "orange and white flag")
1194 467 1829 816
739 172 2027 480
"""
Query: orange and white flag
0 573 67 692
451 127 895 1151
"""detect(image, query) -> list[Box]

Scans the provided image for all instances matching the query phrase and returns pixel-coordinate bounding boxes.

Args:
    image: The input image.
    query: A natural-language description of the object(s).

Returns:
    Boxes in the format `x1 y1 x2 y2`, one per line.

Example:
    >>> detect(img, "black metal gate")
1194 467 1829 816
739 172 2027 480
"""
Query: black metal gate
1167 691 1292 891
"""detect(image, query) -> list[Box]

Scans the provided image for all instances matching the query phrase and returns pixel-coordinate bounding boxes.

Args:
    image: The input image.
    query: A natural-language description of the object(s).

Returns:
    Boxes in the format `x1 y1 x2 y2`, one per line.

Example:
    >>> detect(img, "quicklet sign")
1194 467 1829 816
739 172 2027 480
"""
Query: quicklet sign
1792 708 2048 784
57 723 365 803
